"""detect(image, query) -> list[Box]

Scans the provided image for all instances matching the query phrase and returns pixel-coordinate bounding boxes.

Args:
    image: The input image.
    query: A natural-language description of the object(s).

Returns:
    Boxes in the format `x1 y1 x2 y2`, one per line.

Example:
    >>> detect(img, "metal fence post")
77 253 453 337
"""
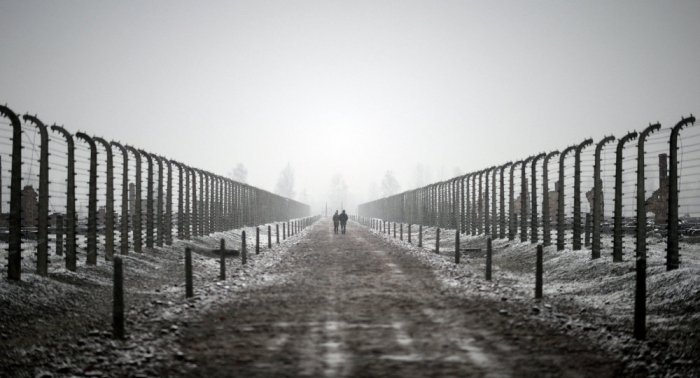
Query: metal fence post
521 156 534 242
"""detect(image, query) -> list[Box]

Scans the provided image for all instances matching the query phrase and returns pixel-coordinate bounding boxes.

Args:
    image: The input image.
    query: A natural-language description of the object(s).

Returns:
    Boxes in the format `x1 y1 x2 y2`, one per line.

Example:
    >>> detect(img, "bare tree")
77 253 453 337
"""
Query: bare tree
413 163 432 189
329 174 348 209
381 170 401 197
298 188 309 204
274 163 295 199
367 181 379 202
227 163 248 183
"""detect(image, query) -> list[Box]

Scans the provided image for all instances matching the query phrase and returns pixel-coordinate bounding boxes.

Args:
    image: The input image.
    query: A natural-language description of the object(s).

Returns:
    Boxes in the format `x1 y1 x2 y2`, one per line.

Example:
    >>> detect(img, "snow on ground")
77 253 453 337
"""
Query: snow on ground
0 220 316 377
368 222 700 374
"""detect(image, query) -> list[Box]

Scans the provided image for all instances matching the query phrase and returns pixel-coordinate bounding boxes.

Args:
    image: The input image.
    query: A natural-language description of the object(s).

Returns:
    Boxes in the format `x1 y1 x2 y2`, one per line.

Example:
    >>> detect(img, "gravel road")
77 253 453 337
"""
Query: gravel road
178 219 627 377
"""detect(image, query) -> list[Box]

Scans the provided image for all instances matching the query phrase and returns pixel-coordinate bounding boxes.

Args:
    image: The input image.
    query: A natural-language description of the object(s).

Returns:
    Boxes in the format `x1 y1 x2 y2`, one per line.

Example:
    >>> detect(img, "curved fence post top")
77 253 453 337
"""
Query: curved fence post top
576 138 594 153
50 124 73 139
0 105 21 125
22 114 47 132
640 123 661 141
544 150 560 163
76 132 97 147
532 152 547 163
671 114 696 135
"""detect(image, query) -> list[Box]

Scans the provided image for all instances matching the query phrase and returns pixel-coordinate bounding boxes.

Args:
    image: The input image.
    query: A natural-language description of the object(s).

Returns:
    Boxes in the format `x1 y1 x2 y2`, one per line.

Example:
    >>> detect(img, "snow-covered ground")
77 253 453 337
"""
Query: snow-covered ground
0 220 315 377
368 222 700 375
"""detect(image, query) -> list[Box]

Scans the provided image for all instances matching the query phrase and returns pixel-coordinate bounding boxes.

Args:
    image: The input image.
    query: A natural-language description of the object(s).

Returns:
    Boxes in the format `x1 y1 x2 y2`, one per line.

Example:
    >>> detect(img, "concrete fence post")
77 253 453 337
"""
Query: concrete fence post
126 146 143 252
531 153 546 244
592 136 615 258
111 142 129 254
24 115 50 275
542 152 559 247
667 116 696 270
573 139 593 251
499 164 511 239
51 125 77 271
140 150 154 249
635 123 661 341
76 133 99 265
1 106 23 279
521 156 534 243
153 155 164 247
94 137 114 260
613 133 637 261
557 146 577 251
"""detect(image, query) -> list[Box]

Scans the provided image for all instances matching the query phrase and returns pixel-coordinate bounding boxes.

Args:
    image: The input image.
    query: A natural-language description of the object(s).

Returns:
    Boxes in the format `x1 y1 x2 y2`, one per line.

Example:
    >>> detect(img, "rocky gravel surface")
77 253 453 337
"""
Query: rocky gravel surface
1 219 698 377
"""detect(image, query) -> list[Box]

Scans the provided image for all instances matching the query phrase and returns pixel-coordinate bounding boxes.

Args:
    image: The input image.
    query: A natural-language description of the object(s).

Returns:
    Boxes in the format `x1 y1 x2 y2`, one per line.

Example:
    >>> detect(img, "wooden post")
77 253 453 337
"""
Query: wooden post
455 231 460 264
219 238 226 280
256 227 260 254
241 231 247 265
113 256 124 339
408 224 412 243
486 238 492 281
419 224 423 247
276 224 280 244
435 228 440 253
268 225 272 248
185 247 193 298
535 244 543 299
400 223 403 241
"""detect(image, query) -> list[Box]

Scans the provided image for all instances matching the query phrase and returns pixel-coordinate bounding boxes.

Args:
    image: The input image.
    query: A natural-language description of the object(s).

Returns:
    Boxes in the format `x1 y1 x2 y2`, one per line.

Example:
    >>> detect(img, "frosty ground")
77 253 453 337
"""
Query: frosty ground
0 219 699 377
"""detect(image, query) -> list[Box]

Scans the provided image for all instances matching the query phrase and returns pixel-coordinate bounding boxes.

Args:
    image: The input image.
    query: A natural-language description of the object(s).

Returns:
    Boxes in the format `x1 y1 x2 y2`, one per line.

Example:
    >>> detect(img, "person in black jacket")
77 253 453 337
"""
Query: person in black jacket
339 210 349 234
332 210 340 234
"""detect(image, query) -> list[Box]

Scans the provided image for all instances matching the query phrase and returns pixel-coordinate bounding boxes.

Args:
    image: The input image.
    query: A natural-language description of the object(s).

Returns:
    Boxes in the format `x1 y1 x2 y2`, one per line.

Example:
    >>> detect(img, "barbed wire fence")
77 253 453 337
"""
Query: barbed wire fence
0 104 312 281
357 114 696 340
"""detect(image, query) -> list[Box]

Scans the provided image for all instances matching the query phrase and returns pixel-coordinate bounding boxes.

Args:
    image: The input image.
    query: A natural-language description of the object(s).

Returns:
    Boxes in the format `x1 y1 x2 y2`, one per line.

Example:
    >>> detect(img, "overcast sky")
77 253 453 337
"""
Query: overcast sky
1 1 699 213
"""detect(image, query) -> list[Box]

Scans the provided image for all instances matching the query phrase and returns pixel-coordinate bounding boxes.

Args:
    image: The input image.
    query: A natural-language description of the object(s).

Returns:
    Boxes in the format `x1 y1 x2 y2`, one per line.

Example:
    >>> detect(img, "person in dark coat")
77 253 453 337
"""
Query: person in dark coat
339 210 349 234
332 210 340 234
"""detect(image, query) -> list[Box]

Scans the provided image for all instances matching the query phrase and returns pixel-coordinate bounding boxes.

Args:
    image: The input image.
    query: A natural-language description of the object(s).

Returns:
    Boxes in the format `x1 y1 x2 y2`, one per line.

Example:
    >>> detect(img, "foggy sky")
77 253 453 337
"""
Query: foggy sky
1 1 699 214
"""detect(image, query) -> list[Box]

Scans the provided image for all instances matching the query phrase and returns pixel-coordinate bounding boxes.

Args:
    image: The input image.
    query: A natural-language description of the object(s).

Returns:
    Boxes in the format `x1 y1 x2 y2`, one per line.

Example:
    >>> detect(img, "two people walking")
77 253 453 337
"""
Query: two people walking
332 210 349 234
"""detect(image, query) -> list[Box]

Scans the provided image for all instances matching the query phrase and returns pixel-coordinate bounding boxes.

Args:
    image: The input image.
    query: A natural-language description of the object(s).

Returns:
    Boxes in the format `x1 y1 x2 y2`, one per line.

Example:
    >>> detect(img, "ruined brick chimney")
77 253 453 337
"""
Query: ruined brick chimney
659 153 668 188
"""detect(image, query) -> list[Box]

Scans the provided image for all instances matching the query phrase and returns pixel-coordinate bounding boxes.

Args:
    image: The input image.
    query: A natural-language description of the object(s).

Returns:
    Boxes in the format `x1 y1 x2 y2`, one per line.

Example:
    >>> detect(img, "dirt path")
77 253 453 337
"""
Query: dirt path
178 219 626 377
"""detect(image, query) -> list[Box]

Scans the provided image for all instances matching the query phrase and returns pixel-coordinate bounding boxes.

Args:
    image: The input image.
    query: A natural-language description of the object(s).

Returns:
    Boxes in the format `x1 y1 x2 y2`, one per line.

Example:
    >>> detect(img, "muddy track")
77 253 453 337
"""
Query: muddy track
178 219 626 377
